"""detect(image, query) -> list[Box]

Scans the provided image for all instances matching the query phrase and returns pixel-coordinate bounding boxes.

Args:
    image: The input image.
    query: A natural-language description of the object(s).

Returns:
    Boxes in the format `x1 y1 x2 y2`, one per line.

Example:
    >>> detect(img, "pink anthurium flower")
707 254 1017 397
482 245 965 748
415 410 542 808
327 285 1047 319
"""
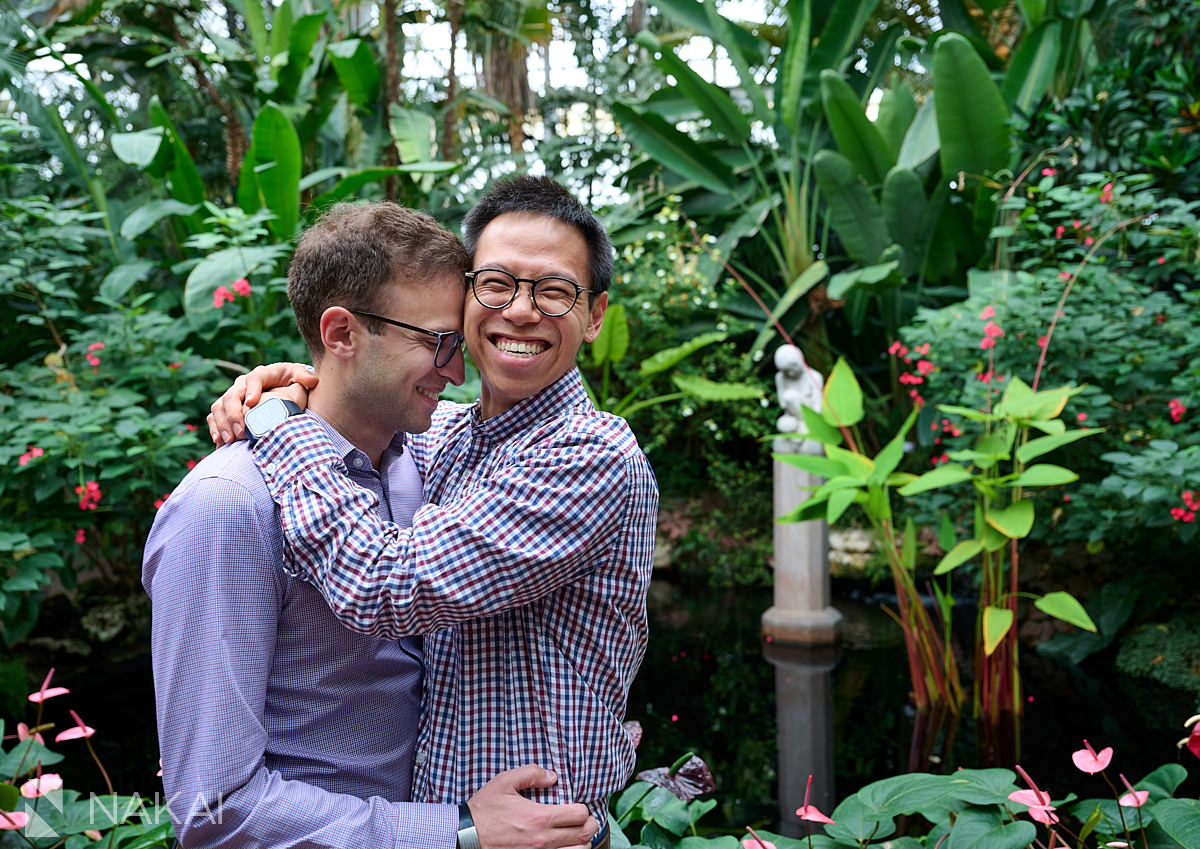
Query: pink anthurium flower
55 709 96 742
795 774 835 825
21 773 63 798
1071 739 1113 774
17 722 45 744
0 811 28 830
28 667 70 703
1118 774 1149 808
742 826 775 849
1179 714 1200 760
1010 765 1060 825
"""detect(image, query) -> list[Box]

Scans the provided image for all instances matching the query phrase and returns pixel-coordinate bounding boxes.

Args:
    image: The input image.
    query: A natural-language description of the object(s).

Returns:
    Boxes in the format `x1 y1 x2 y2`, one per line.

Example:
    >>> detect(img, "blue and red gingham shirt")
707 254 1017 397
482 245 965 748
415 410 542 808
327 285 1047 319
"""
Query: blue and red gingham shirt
252 369 658 826
143 414 455 849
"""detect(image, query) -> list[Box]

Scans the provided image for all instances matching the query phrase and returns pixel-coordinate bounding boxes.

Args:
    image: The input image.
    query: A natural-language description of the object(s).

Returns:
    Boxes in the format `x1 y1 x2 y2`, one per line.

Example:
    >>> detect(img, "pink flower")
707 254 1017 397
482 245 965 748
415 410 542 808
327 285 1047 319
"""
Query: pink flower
977 371 993 383
88 342 104 352
1063 495 1071 503
1100 182 1114 203
980 305 995 320
1054 225 1065 238
85 830 103 840
168 361 183 369
1011 765 1059 825
1168 398 1186 423
743 838 775 849
29 668 70 703
0 811 29 830
1058 271 1071 280
1184 491 1200 511
916 359 934 376
76 480 102 511
980 337 996 350
17 722 44 744
154 492 171 509
18 453 30 466
1084 237 1094 246
1041 167 1056 176
1037 335 1048 349
984 320 1005 338
795 774 835 825
1076 412 1087 422
1180 715 1200 759
56 709 96 742
888 341 909 357
1157 256 1166 265
1118 776 1149 808
213 285 235 308
75 528 86 544
232 277 251 297
21 773 63 798
1071 740 1113 774
1073 219 1082 229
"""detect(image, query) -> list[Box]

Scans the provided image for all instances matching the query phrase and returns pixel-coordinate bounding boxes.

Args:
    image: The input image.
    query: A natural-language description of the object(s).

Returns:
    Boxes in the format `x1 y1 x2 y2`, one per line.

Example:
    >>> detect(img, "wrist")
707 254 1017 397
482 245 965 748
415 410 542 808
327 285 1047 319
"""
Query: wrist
456 803 480 849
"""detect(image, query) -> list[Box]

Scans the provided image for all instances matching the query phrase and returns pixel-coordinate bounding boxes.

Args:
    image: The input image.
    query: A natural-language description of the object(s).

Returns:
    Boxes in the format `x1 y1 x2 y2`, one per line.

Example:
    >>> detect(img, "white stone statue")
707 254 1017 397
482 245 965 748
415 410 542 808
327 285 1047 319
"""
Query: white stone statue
774 344 824 437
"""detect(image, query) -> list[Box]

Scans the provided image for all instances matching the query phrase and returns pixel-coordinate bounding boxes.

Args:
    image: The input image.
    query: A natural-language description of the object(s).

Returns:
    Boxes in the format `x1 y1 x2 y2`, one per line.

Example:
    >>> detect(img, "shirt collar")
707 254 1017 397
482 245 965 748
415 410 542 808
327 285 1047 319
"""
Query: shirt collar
470 368 591 440
307 410 405 471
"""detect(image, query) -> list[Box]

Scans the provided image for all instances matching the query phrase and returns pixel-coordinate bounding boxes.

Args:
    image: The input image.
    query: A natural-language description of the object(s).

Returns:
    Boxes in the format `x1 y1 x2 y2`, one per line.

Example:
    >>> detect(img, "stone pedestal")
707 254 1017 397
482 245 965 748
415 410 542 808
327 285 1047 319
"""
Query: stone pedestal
763 436 842 645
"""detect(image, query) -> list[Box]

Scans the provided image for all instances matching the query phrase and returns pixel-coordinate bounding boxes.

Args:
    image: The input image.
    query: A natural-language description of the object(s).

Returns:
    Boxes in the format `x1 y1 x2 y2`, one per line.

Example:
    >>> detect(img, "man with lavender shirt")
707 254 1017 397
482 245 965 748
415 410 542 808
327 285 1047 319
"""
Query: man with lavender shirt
143 203 595 849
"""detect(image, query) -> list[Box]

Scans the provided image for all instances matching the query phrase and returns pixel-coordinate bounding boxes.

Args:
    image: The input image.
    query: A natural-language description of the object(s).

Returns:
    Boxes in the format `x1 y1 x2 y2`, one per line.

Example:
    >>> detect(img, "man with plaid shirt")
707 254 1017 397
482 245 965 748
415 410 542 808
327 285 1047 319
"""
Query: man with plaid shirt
211 177 658 847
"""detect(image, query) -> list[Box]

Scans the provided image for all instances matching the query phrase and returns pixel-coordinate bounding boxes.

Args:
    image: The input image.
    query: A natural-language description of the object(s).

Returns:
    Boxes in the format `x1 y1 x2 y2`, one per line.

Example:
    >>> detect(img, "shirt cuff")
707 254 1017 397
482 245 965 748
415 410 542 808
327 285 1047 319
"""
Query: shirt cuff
396 802 457 849
251 414 342 498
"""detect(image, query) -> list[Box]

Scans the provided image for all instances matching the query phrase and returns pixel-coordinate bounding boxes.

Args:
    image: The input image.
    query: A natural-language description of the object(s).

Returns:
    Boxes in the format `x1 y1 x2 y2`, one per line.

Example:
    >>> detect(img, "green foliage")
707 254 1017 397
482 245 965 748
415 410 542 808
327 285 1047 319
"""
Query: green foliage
1115 617 1200 706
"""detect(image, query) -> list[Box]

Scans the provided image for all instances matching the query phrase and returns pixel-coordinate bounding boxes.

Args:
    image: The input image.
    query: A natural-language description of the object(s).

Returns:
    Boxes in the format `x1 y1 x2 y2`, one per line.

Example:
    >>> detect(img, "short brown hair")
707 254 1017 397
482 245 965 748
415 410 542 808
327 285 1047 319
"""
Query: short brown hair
287 202 469 358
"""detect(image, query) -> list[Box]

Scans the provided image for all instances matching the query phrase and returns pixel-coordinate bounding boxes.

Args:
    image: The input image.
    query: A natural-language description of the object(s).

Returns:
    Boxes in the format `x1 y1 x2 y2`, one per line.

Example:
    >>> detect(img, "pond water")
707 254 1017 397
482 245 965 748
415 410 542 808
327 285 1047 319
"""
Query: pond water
31 579 1200 835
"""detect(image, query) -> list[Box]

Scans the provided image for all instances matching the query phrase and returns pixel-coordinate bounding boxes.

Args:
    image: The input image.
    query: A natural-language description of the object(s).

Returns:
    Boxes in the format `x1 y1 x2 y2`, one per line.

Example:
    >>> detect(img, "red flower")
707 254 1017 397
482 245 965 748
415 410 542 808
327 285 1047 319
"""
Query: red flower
75 528 86 544
1054 225 1065 238
213 285 236 308
1041 167 1056 176
979 305 995 320
1168 398 1186 423
232 277 251 297
1179 715 1200 759
1099 182 1114 203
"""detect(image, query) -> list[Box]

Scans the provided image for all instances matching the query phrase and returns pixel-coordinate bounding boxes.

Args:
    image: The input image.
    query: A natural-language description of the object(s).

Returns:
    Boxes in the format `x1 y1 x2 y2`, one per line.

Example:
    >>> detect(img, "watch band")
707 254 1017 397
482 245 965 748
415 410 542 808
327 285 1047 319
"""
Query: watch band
456 803 480 849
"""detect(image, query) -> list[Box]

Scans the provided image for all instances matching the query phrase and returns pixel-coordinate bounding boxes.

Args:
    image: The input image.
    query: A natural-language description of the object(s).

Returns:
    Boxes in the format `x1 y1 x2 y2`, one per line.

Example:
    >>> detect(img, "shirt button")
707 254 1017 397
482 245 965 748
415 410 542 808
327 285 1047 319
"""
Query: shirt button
351 457 364 468
264 462 278 476
414 750 427 765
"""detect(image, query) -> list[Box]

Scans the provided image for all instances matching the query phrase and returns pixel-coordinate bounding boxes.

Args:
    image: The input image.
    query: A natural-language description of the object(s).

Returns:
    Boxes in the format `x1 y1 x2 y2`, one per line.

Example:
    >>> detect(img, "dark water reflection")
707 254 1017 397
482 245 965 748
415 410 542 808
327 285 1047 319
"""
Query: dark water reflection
628 580 1200 835
33 579 1200 834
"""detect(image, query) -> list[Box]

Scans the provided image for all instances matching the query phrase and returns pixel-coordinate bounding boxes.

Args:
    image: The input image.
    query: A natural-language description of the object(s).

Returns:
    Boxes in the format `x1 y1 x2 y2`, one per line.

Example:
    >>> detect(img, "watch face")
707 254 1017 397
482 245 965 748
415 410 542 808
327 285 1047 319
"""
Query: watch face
246 397 289 438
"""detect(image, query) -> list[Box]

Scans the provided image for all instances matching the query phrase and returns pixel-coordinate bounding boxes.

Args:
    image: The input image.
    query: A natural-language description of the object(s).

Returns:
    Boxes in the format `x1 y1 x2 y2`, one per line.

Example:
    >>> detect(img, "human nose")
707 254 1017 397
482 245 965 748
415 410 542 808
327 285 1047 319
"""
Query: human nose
438 346 465 385
501 280 542 322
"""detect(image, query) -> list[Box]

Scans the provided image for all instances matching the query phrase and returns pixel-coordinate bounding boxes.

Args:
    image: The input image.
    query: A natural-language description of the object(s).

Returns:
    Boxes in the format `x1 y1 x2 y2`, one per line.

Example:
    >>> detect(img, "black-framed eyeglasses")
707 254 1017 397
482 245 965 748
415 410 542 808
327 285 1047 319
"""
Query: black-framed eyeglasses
349 310 464 368
466 268 596 318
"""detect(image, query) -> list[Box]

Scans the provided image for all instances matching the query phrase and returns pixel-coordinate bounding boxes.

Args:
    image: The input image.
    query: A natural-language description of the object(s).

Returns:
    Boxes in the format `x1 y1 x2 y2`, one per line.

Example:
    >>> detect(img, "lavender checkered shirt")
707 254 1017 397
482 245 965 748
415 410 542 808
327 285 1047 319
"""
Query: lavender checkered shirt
252 369 658 826
144 414 455 849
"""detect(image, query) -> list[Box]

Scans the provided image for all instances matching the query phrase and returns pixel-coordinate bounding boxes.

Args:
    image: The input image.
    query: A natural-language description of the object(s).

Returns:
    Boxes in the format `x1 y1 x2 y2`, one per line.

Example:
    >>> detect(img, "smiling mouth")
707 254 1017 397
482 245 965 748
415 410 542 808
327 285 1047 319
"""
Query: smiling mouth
493 336 549 357
415 387 441 403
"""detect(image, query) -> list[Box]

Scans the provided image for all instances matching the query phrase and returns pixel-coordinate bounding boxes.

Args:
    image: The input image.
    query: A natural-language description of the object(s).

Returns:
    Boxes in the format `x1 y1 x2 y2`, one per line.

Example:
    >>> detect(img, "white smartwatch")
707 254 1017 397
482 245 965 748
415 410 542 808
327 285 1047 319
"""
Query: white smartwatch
245 397 303 440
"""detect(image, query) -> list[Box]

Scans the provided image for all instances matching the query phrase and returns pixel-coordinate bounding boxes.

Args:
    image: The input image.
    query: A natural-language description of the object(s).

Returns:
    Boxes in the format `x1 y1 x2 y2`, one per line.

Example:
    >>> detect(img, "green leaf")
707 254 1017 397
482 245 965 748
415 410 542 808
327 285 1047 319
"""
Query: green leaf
1009 464 1078 487
639 331 726 376
100 259 156 301
813 149 889 265
875 80 917 157
777 1 810 133
821 357 864 428
774 453 848 479
251 104 302 239
986 499 1035 538
275 11 326 102
827 261 901 300
1001 21 1061 113
882 167 929 276
389 106 438 164
183 246 282 317
901 517 916 569
933 33 1012 189
897 94 940 169
1154 798 1200 845
1016 428 1103 463
612 102 736 194
310 165 458 212
1034 591 1097 632
120 200 200 241
983 605 1013 655
825 445 875 480
746 262 829 360
591 302 629 367
820 69 895 187
671 374 762 402
801 405 843 446
327 39 380 107
111 128 165 168
242 0 270 61
935 538 983 575
0 738 65 777
937 512 956 552
871 407 918 484
827 487 858 524
0 781 18 811
651 50 751 144
897 464 974 496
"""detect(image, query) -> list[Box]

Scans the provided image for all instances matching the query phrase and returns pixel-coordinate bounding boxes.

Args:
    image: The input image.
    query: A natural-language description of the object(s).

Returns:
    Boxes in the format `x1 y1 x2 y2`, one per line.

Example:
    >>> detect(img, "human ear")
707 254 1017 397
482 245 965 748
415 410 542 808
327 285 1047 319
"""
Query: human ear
582 292 608 343
318 307 357 360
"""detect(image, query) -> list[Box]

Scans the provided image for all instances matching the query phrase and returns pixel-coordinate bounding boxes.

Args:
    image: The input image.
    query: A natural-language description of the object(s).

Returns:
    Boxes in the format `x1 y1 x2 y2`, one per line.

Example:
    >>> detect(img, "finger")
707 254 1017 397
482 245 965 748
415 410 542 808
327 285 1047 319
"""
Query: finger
501 765 560 792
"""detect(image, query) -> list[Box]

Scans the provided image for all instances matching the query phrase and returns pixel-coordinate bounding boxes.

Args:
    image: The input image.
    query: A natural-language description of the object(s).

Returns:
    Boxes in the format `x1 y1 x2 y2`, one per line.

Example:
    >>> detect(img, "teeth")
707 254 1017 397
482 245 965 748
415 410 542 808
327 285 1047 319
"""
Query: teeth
416 387 440 402
496 338 548 356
